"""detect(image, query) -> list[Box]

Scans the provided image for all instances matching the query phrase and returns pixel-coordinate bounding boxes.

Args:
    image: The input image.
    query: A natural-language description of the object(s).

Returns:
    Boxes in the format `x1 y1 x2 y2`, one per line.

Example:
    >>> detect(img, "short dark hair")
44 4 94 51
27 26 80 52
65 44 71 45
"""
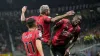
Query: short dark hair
26 18 36 28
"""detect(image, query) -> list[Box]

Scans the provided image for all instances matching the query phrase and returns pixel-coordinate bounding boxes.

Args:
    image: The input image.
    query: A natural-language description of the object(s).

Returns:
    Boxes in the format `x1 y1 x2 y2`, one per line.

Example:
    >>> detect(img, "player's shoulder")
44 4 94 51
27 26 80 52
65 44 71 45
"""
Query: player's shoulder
33 16 39 19
43 15 51 19
35 29 39 33
35 30 42 38
21 32 27 41
62 18 70 23
33 16 38 17
30 16 38 18
26 16 38 21
31 29 39 35
22 32 27 37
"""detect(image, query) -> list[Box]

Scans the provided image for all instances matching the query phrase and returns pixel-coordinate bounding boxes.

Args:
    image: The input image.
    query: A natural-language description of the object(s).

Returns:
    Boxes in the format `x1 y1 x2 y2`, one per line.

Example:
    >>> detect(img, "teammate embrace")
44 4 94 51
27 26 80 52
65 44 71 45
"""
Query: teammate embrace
21 5 81 56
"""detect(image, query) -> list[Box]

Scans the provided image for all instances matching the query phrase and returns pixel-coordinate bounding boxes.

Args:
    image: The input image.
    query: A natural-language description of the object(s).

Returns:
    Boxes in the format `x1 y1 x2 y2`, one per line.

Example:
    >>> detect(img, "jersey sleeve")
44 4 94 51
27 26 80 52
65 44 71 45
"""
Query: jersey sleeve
61 19 73 37
67 22 73 33
44 16 51 23
64 19 73 33
55 20 64 26
77 26 81 33
72 26 81 42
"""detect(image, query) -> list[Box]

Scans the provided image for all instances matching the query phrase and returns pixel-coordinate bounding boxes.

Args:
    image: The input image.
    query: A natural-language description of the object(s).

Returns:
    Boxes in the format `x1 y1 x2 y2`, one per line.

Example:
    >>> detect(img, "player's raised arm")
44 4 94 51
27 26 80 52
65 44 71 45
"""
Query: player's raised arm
21 6 27 22
51 11 75 22
36 39 44 56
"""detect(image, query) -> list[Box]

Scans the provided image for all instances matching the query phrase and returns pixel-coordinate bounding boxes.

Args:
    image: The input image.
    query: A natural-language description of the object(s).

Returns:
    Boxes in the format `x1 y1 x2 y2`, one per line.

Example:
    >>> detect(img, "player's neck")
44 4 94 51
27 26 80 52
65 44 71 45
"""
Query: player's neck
40 14 48 16
29 27 37 31
71 22 76 27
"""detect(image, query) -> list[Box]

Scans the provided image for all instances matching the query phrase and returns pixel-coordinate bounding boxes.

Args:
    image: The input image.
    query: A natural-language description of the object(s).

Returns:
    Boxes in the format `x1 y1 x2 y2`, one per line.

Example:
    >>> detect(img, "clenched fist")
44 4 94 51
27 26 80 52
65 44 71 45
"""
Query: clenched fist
22 6 27 13
66 10 75 16
64 49 70 56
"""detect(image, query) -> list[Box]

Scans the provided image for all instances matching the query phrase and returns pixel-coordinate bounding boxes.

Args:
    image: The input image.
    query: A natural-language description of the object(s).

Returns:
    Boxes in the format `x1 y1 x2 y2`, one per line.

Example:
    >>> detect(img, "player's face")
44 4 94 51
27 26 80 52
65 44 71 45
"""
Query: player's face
72 18 81 26
48 9 50 14
76 19 81 25
46 9 50 15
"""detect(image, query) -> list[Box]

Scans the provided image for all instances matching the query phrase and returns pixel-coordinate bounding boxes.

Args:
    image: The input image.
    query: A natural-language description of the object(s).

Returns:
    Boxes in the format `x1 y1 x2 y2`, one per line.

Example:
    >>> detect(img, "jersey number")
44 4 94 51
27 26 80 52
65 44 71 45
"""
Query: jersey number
25 41 35 53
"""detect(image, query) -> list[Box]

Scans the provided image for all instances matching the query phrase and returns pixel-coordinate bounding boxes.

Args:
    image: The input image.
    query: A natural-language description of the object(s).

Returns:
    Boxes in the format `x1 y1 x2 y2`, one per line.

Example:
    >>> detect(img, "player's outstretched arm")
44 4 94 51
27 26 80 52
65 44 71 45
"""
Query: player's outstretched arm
64 34 79 56
51 11 75 22
21 6 27 22
65 34 79 53
36 39 44 56
64 40 75 56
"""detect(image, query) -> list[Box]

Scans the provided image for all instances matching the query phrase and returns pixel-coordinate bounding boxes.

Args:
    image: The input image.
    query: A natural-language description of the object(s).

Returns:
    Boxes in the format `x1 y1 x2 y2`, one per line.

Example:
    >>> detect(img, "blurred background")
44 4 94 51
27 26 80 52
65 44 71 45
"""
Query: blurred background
0 0 100 56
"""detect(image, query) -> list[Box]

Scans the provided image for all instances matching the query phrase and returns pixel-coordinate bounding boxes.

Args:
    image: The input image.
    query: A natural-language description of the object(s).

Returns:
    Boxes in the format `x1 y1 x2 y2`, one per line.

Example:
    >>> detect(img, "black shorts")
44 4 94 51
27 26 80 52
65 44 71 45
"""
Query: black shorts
51 45 66 56
42 41 51 56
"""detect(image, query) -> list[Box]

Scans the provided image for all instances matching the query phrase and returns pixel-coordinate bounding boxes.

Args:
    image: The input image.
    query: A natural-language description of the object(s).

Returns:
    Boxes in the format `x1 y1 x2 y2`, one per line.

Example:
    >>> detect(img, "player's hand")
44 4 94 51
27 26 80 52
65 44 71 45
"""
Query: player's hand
64 48 70 56
66 48 69 53
65 10 75 16
22 6 27 13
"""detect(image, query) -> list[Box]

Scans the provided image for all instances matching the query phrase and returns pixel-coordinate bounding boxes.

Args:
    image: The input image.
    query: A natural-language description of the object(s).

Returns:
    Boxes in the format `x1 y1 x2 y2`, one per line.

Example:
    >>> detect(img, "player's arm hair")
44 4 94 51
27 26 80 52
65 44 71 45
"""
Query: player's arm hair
51 11 75 22
36 39 44 56
51 14 69 22
21 12 26 22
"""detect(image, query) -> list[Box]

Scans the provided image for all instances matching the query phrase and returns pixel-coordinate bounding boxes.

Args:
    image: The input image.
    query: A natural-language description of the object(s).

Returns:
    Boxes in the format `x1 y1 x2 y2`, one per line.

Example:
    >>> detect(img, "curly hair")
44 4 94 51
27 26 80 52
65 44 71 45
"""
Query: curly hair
39 5 50 14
